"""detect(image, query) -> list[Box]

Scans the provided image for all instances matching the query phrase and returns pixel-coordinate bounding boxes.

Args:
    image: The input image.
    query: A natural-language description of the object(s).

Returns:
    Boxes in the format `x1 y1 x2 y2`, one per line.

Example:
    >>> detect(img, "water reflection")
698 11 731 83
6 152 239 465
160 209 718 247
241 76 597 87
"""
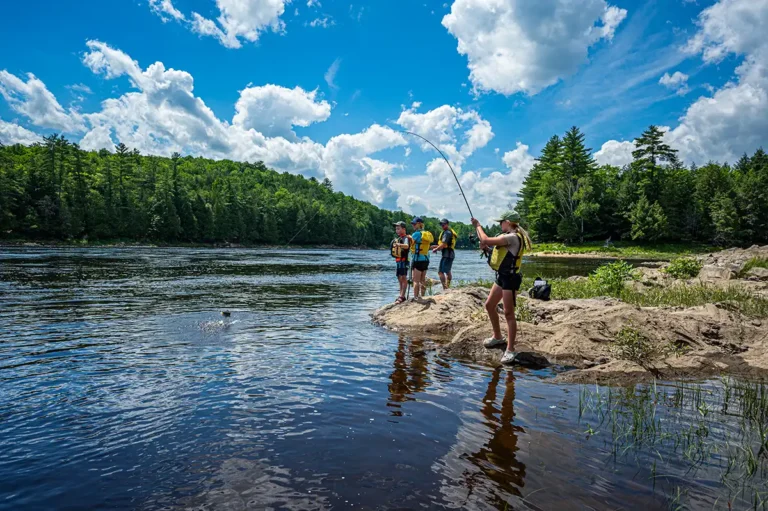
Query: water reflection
388 336 432 413
435 368 528 510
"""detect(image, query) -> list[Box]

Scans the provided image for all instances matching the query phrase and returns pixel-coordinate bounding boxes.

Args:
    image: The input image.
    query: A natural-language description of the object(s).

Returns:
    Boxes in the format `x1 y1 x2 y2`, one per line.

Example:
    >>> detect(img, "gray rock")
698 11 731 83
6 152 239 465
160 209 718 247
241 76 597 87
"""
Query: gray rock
699 264 733 281
746 267 768 281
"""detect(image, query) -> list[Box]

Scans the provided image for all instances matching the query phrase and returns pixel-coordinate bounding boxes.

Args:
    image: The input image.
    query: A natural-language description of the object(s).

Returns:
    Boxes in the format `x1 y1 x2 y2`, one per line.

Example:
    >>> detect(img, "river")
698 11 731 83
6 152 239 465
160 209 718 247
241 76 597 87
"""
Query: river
0 247 765 510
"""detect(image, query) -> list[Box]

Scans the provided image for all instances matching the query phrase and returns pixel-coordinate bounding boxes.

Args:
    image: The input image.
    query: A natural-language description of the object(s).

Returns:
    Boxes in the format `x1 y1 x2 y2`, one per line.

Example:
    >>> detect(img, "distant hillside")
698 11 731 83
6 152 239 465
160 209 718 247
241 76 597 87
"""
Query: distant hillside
0 135 477 248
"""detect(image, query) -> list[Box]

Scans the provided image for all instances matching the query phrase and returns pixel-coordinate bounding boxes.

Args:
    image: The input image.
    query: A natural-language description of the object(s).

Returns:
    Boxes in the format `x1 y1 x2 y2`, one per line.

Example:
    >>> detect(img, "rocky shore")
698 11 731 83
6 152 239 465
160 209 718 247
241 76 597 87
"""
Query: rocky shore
371 246 768 384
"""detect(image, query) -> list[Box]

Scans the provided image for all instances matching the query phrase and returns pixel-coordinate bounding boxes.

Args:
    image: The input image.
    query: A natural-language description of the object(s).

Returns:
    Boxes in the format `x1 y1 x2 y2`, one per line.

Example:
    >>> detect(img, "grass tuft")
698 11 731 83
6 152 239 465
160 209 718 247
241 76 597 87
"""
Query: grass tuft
611 326 654 364
741 257 768 277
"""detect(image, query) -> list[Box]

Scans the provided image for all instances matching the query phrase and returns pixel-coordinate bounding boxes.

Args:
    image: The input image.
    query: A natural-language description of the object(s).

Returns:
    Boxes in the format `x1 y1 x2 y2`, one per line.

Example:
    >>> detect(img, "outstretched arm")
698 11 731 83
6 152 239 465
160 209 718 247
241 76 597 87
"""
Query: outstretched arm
471 218 510 248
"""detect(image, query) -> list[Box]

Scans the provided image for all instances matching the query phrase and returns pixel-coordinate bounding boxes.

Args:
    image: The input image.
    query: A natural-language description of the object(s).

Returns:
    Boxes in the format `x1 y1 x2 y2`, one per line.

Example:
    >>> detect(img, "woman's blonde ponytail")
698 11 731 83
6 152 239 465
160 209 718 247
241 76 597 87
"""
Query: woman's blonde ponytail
512 223 533 253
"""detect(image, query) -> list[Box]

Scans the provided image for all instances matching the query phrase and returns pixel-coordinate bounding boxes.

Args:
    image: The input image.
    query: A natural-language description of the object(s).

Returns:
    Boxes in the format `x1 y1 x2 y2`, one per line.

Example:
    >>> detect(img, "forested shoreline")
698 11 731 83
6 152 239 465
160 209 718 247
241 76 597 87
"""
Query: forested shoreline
2 127 766 251
517 125 768 246
0 136 476 248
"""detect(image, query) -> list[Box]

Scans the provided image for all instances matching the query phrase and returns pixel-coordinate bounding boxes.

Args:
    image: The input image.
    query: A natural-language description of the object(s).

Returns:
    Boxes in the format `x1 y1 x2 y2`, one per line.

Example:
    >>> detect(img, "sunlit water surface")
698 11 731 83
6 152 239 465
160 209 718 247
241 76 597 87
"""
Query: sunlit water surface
0 248 763 510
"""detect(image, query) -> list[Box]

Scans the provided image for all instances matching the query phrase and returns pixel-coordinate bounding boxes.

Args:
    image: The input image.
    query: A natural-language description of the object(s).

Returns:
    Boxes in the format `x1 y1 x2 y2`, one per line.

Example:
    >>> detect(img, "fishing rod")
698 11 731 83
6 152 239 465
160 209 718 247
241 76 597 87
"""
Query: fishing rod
401 130 474 220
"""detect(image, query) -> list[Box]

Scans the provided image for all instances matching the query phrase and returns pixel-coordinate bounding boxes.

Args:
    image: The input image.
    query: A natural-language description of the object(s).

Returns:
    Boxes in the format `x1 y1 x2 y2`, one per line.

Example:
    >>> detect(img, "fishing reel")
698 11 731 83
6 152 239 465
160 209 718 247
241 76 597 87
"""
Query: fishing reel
468 234 491 260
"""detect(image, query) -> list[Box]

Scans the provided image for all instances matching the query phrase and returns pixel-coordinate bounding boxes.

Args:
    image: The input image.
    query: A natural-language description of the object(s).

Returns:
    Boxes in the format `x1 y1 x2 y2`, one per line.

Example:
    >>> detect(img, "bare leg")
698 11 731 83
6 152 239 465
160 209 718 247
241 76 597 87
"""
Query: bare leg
502 290 517 351
484 284 504 340
412 269 424 298
446 272 452 289
420 270 428 296
398 275 407 297
438 272 447 290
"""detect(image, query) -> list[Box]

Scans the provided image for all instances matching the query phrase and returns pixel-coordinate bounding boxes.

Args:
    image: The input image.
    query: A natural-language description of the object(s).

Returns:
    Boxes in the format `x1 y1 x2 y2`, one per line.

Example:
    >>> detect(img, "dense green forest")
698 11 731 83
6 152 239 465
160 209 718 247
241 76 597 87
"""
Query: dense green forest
0 136 477 247
516 125 768 246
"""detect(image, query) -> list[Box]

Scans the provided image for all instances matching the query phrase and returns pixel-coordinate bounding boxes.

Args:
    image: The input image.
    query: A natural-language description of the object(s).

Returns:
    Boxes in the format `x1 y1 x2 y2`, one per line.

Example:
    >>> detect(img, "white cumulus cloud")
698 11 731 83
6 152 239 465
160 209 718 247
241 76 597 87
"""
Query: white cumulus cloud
441 0 627 96
667 0 768 164
232 85 331 138
0 71 85 132
594 140 635 167
0 119 41 146
149 0 290 49
659 71 690 95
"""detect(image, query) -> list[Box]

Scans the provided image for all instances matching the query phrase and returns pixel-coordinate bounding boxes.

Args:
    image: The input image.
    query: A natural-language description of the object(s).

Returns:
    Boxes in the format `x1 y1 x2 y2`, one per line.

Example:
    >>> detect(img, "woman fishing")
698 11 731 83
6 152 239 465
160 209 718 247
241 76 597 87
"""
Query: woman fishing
471 211 532 365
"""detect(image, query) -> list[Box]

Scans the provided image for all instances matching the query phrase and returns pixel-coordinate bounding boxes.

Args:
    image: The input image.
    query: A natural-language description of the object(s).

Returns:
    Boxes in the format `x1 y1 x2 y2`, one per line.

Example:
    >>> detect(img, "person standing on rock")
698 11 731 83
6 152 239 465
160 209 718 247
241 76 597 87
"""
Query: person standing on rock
431 218 457 290
409 217 434 300
470 211 532 365
390 221 412 304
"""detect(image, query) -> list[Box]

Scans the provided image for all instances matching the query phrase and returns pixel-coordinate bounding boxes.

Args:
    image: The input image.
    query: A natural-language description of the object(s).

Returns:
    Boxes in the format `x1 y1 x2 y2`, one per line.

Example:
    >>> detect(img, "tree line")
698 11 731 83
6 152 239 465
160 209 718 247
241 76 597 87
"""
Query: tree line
516 125 768 246
0 136 477 248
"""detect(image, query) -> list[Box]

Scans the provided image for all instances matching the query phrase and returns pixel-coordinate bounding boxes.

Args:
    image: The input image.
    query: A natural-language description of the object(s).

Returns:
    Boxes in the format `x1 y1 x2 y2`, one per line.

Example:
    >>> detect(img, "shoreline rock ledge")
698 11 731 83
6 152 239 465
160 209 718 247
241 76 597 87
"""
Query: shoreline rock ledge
371 287 768 384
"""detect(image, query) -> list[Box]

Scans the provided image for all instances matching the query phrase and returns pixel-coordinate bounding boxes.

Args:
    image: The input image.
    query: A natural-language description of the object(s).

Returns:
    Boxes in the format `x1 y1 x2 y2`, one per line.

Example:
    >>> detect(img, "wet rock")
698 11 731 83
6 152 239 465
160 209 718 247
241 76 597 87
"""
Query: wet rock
513 351 551 369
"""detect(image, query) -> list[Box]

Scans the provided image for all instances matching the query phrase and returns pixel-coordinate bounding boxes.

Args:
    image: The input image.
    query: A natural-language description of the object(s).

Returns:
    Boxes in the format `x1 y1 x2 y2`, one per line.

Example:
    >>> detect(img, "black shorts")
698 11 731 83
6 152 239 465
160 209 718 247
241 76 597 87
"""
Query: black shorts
496 272 522 291
439 257 454 274
412 260 429 272
396 260 408 276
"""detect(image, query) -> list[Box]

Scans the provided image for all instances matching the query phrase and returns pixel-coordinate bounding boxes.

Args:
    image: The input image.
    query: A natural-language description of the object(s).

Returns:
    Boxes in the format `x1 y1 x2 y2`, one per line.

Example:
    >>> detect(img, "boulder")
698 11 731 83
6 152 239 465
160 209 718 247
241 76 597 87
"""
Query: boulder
746 267 768 281
699 264 733 281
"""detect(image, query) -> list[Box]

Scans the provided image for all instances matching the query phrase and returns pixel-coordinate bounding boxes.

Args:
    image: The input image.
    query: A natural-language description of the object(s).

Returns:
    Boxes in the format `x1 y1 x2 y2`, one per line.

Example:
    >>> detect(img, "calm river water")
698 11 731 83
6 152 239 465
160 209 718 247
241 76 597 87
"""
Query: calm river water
0 248 764 510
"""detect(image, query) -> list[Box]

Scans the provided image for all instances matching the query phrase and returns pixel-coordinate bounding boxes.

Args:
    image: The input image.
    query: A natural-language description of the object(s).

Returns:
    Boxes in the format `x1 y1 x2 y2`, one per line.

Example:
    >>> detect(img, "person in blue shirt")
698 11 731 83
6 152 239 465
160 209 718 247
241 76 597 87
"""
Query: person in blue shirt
409 217 432 300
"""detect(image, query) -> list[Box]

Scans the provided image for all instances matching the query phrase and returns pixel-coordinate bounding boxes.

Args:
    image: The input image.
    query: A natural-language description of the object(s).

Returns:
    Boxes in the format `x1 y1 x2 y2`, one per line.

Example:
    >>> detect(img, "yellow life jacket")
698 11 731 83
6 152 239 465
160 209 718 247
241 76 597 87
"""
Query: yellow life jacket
489 232 524 273
390 237 408 259
443 228 458 250
410 230 434 257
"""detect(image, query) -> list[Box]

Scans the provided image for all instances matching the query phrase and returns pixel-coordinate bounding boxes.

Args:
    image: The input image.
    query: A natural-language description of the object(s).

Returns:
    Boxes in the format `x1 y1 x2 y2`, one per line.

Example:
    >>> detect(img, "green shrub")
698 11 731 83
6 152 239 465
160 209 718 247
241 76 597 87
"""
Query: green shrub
611 326 654 364
663 257 703 279
589 261 638 294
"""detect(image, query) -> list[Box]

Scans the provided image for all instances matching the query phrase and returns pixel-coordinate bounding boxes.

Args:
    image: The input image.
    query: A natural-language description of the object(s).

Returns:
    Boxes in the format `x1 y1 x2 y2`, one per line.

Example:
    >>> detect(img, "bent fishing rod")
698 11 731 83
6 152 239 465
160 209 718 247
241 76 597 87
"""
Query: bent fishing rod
286 131 478 248
401 130 475 220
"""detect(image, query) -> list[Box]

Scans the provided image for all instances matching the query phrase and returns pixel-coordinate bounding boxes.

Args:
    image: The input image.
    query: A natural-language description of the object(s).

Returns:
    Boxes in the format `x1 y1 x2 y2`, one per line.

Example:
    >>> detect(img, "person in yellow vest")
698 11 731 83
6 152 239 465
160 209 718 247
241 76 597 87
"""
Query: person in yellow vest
409 217 434 300
431 218 457 290
470 211 532 365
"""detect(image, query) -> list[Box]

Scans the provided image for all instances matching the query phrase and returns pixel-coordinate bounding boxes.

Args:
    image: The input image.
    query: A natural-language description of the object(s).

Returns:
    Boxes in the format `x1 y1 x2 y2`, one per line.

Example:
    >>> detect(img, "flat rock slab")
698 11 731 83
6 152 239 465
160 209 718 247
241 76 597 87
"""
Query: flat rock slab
371 287 488 335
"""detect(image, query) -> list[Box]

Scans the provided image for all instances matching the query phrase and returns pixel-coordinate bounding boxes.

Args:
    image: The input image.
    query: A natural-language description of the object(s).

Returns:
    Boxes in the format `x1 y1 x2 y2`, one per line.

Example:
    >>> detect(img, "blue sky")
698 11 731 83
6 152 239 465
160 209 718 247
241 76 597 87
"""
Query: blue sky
1 0 766 222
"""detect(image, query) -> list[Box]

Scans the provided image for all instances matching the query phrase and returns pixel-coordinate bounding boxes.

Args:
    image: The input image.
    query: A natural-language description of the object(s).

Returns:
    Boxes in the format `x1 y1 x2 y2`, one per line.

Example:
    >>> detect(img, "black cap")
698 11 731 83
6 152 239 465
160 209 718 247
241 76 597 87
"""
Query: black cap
439 218 449 225
411 216 424 225
393 221 407 228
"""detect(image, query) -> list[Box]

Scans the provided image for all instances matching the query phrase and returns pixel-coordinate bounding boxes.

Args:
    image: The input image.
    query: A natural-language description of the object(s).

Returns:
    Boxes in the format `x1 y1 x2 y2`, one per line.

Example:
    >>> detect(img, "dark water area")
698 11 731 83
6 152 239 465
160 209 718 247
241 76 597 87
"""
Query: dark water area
1 248 764 510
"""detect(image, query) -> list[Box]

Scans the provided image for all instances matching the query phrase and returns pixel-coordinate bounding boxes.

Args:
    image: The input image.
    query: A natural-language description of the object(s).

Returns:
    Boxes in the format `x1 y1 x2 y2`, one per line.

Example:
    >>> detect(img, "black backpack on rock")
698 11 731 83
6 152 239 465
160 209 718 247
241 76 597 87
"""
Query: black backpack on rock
529 277 551 301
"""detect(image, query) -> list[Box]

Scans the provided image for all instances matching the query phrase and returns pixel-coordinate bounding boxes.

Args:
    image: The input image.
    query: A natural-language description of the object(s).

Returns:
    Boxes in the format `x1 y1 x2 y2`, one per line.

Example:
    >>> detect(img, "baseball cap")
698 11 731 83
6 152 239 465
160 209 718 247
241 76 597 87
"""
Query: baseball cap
393 221 407 228
411 216 424 225
494 211 521 223
439 218 449 225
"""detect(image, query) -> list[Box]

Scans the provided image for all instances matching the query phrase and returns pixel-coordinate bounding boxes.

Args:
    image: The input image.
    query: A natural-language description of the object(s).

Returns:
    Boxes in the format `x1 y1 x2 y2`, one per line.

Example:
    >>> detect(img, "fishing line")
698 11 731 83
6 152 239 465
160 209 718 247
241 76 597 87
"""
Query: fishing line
284 207 322 247
401 130 475 219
